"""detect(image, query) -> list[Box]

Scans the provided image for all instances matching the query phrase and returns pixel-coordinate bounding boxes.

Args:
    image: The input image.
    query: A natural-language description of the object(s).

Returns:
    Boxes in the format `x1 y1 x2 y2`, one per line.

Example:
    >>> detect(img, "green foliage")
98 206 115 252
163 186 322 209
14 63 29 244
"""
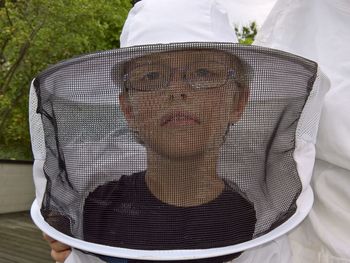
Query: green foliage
0 0 132 160
235 22 258 45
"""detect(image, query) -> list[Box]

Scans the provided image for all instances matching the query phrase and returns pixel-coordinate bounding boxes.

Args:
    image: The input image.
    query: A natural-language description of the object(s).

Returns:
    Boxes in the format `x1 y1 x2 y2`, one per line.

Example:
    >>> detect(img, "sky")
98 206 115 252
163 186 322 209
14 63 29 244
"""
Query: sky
220 0 278 28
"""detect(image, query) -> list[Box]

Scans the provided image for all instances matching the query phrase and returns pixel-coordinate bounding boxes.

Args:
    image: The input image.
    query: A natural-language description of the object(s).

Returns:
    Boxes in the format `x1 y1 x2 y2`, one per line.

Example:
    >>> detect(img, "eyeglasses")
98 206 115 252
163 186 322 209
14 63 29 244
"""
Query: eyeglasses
123 61 237 92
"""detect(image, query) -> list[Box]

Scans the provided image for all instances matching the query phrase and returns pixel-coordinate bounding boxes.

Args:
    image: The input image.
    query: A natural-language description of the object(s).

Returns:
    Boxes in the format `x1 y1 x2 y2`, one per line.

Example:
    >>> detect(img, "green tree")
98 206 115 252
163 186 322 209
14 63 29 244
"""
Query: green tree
235 21 258 45
0 0 131 160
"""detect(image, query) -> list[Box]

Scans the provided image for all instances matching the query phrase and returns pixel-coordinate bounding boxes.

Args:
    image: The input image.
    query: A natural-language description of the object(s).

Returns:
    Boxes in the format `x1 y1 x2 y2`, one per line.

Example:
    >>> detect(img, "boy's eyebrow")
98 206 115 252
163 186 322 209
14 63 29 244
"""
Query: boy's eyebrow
124 50 238 73
130 54 232 65
126 56 163 68
190 58 231 64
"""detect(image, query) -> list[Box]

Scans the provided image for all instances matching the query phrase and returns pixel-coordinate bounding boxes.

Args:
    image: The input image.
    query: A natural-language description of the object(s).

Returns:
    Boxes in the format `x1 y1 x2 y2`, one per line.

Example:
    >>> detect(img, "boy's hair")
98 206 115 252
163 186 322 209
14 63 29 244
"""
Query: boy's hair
132 0 142 6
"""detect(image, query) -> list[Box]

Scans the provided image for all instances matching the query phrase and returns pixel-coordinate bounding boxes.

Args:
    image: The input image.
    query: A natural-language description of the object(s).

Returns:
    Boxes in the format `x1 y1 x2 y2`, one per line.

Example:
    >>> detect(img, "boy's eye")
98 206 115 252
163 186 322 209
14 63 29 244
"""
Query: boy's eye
143 71 160 81
129 65 164 82
195 68 213 78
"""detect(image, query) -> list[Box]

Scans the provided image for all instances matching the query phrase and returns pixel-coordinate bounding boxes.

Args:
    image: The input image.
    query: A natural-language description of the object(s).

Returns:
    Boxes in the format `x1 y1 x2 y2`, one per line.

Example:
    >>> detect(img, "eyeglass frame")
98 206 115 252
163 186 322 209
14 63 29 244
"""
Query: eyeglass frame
122 61 239 92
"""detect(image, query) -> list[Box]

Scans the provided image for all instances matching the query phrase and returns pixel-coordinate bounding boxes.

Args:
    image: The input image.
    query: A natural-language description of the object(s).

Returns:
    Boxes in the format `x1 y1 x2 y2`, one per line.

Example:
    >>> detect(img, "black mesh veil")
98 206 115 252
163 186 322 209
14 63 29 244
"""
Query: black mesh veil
30 43 322 260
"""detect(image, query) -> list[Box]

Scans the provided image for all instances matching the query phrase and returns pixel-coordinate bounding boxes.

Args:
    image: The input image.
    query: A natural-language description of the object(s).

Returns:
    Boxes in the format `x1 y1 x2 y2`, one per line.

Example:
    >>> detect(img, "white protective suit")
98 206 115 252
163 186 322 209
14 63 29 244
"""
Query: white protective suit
254 0 350 262
40 0 337 262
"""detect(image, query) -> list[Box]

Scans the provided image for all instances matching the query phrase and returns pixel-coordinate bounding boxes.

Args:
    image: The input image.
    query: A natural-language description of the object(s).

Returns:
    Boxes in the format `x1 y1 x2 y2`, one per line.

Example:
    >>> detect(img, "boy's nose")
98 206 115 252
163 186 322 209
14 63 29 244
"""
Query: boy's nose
167 84 189 102
168 92 188 101
167 69 190 101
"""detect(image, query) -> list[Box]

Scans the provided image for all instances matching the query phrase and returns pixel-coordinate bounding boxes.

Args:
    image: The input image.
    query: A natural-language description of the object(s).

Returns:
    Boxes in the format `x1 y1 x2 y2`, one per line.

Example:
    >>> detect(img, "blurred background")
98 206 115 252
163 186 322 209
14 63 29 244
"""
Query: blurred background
0 0 131 161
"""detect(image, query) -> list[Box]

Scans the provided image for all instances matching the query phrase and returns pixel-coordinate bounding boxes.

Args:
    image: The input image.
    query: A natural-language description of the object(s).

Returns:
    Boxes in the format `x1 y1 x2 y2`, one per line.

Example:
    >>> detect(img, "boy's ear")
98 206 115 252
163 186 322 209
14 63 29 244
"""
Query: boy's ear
119 92 136 129
229 88 250 123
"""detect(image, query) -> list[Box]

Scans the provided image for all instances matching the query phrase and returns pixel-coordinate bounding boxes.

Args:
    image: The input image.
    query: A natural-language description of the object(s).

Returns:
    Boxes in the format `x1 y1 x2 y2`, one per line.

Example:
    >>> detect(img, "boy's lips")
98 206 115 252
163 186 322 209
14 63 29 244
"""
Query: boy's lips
160 111 200 127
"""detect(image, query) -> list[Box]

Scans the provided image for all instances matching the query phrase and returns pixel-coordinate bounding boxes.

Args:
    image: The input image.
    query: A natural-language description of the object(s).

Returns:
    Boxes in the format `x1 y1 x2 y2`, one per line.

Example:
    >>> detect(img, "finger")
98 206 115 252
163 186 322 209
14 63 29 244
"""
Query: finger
43 233 56 243
51 249 71 263
43 233 70 252
50 240 71 252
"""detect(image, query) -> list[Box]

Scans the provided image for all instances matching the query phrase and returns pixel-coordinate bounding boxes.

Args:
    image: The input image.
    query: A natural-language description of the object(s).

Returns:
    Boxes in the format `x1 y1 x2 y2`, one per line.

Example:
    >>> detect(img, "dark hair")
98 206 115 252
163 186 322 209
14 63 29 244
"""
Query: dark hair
132 0 142 6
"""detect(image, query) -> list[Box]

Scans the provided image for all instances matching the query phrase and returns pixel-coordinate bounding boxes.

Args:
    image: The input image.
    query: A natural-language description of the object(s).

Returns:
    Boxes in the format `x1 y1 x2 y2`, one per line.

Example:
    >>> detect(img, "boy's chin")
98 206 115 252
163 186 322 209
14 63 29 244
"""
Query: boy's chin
150 145 220 161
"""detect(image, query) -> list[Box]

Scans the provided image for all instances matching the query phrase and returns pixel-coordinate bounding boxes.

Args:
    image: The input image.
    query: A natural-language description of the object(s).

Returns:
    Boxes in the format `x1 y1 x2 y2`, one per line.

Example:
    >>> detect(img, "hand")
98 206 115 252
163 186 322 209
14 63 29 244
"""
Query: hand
43 233 71 263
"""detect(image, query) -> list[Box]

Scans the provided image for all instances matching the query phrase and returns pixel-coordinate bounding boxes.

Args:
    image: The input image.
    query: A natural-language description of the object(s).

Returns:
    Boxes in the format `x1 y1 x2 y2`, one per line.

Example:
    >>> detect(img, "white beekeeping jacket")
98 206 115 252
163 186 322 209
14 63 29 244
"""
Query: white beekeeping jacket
29 0 330 262
254 0 350 262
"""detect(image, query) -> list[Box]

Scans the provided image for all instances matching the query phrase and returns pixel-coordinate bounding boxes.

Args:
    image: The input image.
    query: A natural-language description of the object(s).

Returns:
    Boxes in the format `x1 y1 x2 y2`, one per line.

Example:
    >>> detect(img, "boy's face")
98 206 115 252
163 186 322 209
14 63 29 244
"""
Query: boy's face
119 49 249 160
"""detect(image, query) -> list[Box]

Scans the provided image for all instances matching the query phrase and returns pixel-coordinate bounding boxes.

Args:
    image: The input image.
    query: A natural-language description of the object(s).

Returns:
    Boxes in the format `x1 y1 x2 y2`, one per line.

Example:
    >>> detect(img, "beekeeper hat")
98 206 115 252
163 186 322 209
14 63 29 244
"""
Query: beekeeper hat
30 0 327 261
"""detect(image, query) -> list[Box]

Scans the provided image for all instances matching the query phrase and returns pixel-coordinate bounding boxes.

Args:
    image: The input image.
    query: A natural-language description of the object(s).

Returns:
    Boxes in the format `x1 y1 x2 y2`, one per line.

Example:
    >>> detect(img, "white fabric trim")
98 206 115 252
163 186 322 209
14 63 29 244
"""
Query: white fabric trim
29 79 47 205
293 140 315 191
293 68 330 190
64 237 293 263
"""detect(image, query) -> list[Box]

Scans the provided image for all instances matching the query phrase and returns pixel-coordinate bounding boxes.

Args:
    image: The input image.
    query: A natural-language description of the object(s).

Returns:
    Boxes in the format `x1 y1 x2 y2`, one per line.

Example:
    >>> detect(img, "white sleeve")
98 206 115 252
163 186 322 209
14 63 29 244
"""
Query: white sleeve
64 249 105 263
254 0 350 260
288 160 350 263
234 236 292 263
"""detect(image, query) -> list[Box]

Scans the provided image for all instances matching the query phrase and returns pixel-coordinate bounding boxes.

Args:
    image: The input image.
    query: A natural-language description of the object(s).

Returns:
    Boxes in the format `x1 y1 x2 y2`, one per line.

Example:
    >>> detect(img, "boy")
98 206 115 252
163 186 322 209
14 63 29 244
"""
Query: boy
45 48 256 262
84 48 255 258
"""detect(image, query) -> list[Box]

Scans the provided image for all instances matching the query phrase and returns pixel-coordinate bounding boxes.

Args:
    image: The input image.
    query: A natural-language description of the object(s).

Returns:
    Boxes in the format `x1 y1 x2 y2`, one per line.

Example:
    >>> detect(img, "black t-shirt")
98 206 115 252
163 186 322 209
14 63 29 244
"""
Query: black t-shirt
83 171 256 261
